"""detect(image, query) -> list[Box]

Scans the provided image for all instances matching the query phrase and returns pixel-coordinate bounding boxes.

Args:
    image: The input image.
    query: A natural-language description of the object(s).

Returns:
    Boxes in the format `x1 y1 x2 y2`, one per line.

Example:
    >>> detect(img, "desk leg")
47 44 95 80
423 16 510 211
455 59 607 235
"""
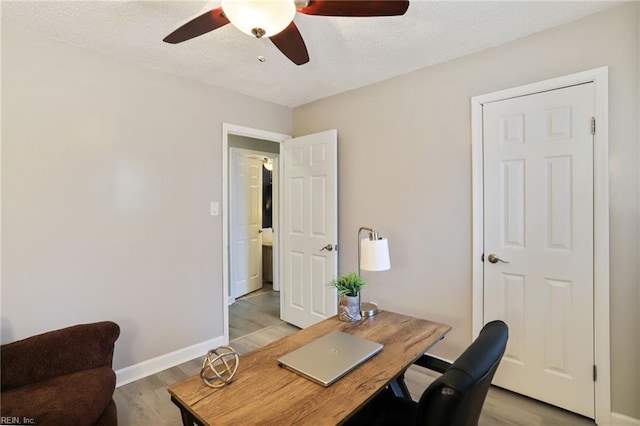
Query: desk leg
171 396 205 426
389 373 412 400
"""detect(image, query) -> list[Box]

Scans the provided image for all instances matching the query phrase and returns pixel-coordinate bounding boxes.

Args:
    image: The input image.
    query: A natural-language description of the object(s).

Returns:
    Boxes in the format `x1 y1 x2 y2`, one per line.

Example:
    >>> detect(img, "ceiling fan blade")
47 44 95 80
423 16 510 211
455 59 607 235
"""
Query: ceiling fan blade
270 22 309 66
298 0 409 17
163 7 230 44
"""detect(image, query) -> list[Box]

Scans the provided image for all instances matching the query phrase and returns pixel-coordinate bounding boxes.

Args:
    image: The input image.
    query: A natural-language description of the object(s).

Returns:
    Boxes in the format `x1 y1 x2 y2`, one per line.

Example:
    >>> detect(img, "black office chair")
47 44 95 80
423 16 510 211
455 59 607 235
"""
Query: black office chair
345 320 508 426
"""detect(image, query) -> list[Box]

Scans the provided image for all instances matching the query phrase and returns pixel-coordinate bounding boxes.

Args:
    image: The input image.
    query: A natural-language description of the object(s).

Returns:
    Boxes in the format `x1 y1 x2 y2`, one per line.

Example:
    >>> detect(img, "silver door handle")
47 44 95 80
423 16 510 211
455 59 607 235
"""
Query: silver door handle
487 254 509 264
320 244 334 252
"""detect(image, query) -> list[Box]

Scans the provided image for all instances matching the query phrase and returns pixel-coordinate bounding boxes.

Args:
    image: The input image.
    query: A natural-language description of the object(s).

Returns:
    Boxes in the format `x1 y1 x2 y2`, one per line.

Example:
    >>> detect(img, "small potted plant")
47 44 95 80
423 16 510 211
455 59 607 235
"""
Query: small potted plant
331 272 366 322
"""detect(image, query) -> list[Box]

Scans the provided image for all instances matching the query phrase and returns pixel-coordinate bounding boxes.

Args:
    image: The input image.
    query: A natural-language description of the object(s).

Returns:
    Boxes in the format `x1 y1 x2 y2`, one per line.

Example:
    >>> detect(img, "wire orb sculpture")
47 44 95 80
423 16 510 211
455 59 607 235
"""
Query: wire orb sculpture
200 346 240 388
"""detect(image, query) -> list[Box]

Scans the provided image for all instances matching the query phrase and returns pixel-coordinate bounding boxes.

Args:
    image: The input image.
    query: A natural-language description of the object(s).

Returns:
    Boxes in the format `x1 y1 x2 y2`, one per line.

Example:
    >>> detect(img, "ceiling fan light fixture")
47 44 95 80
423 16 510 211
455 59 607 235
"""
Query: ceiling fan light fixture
221 0 296 38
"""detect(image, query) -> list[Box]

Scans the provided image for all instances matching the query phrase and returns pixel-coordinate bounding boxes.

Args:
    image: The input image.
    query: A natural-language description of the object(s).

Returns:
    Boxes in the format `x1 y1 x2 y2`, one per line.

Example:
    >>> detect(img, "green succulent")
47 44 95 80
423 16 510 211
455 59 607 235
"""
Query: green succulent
331 272 366 297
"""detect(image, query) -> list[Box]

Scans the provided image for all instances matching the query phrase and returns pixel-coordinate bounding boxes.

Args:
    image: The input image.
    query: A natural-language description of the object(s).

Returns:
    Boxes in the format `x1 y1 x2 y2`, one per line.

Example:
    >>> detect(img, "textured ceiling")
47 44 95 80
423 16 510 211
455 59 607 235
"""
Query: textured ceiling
1 1 621 107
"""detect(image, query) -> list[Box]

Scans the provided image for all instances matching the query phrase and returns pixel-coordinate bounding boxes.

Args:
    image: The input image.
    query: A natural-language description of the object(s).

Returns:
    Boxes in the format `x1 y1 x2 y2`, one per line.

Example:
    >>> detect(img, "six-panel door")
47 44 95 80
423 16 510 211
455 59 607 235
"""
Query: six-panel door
483 83 595 417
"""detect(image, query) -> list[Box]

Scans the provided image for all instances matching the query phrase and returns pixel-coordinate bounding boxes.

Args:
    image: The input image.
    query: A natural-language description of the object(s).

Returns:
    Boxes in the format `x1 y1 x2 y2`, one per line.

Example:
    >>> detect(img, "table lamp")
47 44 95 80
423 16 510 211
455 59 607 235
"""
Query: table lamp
358 227 391 317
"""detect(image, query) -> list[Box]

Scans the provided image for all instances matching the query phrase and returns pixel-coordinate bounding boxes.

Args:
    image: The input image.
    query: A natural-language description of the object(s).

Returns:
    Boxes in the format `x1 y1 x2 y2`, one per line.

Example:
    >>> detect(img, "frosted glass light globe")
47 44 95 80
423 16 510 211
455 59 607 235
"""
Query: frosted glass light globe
221 0 296 38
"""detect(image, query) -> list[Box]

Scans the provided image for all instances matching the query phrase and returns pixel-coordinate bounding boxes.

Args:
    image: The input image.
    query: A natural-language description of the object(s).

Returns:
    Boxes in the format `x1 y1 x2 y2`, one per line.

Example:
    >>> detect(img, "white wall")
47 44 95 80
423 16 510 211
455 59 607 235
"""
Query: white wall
0 25 293 371
294 2 639 419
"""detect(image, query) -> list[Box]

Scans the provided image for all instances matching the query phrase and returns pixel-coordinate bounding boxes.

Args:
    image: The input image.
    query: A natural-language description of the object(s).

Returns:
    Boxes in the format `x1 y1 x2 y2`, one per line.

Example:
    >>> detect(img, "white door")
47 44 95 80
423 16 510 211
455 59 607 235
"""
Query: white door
281 130 338 328
230 149 263 298
483 83 595 417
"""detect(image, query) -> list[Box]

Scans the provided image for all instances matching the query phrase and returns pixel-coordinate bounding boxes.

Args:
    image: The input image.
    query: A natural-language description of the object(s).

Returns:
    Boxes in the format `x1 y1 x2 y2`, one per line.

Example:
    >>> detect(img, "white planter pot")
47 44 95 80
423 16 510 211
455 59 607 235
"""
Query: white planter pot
338 294 362 322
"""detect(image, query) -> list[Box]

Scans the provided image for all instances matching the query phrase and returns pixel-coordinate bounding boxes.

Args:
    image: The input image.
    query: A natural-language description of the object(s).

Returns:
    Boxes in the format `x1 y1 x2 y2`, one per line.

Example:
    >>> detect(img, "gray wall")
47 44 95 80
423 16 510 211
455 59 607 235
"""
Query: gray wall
293 3 639 419
0 25 293 369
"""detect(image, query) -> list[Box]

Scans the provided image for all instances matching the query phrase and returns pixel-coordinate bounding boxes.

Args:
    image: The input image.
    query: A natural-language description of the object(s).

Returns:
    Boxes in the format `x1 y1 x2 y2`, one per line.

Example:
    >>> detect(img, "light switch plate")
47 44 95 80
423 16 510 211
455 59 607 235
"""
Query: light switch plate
210 202 219 216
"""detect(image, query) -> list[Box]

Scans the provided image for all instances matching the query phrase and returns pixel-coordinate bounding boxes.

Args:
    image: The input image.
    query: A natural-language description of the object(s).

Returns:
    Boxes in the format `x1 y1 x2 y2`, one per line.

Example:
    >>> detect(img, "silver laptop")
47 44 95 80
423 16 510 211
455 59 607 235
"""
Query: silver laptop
277 331 383 386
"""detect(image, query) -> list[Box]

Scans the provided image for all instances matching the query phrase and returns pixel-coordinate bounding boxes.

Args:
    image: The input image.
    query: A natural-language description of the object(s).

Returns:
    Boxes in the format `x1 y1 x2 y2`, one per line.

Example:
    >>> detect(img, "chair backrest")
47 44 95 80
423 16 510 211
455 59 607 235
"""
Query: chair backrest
415 320 508 426
1 321 120 391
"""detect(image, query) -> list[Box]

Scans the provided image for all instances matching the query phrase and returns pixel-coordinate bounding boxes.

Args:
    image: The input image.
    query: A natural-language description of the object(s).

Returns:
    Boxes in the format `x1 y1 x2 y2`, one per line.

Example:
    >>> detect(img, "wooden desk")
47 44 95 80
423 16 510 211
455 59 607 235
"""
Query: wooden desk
168 311 451 425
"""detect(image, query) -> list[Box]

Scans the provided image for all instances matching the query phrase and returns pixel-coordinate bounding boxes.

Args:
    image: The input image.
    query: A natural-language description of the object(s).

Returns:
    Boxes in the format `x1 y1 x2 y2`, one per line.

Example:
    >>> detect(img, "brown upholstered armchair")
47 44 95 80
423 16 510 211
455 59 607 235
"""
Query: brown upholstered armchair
1 321 120 426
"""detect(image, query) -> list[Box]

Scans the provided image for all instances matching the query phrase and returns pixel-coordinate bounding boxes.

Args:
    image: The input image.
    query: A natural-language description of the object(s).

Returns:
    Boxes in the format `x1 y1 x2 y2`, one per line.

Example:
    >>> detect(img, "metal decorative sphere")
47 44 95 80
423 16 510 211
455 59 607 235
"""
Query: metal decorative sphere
200 346 240 388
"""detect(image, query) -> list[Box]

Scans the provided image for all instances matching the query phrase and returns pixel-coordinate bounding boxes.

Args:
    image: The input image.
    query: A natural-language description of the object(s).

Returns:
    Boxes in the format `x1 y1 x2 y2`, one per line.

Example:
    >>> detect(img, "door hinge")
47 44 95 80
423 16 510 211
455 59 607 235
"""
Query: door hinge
590 117 596 135
593 365 597 382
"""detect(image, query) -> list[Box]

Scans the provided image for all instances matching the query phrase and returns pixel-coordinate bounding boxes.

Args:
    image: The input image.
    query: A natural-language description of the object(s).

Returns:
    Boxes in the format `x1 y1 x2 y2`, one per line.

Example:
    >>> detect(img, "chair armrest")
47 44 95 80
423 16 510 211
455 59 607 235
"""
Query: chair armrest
413 354 451 374
1 321 120 391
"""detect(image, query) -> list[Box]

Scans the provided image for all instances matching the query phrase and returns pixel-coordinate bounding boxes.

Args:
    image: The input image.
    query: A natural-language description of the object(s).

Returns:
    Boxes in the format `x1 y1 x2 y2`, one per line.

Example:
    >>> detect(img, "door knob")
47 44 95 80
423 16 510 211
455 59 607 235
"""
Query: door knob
487 254 509 264
320 244 334 252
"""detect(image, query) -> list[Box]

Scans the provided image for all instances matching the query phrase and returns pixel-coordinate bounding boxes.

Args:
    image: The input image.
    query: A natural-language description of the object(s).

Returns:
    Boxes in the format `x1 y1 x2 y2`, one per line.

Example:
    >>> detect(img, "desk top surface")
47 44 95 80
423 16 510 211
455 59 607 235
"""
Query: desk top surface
168 310 451 425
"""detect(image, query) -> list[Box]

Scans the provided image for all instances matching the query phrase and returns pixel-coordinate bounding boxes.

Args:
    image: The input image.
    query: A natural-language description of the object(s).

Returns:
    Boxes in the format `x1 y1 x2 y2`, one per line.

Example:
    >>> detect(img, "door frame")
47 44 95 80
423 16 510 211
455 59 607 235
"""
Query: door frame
222 123 290 344
470 67 610 424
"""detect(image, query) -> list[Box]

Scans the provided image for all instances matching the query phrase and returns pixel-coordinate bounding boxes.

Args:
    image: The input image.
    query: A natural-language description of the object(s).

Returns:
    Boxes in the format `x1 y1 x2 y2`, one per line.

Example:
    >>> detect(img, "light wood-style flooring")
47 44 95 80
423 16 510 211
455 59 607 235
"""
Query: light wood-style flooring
114 287 595 425
229 283 282 341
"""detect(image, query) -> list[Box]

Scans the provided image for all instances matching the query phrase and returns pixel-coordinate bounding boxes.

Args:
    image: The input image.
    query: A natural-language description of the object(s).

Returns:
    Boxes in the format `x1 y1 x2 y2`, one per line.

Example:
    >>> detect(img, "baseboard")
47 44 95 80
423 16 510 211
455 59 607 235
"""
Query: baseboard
611 413 640 426
115 335 226 387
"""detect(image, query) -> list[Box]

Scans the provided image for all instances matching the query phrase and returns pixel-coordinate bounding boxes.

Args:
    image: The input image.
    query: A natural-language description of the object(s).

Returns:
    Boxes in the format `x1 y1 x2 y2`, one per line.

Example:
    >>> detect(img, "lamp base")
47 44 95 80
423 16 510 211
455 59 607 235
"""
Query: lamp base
360 302 378 317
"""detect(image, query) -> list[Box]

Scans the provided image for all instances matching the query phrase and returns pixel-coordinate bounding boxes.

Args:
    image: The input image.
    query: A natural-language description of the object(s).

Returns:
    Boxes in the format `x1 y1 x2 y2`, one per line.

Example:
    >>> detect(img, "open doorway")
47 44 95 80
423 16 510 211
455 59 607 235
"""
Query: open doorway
229 148 275 299
228 147 280 340
222 124 290 344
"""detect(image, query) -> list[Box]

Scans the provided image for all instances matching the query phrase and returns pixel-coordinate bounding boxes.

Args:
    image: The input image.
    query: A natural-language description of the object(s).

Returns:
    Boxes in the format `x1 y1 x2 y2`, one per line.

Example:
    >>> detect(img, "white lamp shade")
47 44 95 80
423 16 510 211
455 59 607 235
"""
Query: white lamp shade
221 0 296 38
360 238 390 271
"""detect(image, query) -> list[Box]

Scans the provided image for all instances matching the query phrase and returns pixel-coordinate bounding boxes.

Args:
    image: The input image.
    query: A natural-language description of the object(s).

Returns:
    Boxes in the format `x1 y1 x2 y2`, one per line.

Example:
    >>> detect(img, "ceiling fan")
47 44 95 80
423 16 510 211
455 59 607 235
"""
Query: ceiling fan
163 0 410 65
